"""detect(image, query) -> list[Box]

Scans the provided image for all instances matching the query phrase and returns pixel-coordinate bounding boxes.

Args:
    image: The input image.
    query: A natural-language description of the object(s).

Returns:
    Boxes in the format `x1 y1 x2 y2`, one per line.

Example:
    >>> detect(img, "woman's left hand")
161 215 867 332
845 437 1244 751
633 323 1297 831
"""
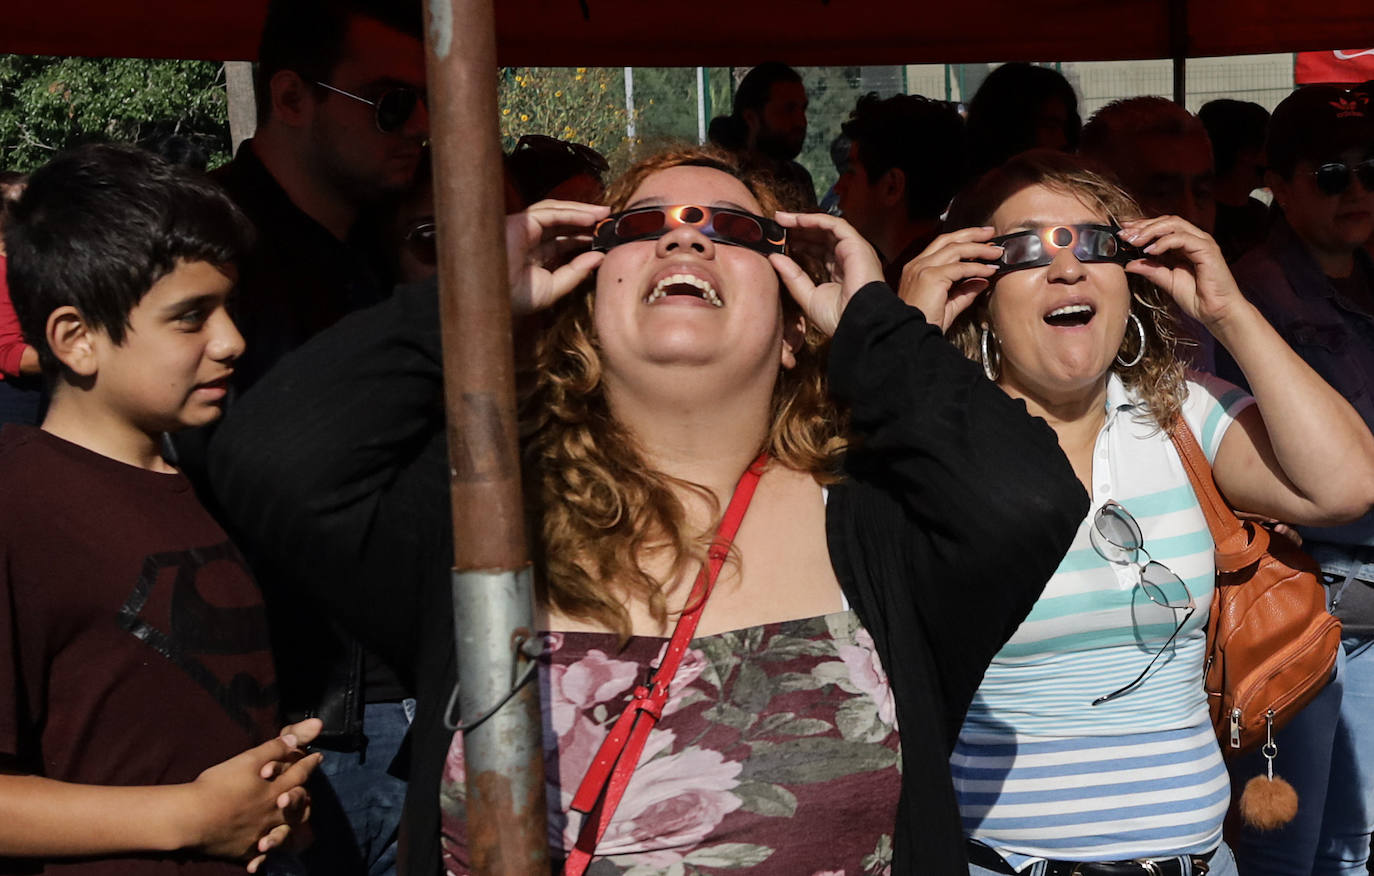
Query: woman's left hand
1119 216 1249 332
769 211 884 337
505 200 610 315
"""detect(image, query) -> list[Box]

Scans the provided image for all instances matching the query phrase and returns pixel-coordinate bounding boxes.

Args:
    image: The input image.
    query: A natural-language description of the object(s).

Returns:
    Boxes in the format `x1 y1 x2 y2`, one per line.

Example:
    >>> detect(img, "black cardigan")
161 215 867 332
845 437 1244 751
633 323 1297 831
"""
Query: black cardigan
208 280 1086 875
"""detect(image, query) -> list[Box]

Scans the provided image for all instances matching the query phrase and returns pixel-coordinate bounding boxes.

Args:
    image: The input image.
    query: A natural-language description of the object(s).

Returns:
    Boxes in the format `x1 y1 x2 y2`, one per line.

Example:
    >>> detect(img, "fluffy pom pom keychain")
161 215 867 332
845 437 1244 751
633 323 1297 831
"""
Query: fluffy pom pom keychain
1239 709 1299 831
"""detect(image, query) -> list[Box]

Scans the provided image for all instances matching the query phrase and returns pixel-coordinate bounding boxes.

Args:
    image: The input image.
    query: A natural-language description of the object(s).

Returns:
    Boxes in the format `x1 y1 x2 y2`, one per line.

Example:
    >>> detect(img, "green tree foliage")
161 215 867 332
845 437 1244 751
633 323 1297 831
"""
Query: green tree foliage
0 57 888 202
495 65 890 199
498 66 634 166
0 56 231 172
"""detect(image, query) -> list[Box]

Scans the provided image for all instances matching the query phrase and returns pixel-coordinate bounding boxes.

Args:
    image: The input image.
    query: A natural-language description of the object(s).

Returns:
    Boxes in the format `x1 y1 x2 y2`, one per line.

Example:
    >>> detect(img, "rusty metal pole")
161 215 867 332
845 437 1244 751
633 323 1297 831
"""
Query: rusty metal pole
423 1 549 873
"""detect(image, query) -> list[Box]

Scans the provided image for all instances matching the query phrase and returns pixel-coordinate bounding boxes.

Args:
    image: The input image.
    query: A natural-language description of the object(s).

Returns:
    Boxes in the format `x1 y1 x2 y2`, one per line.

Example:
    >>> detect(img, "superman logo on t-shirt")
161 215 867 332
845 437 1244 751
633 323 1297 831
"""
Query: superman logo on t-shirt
116 542 278 734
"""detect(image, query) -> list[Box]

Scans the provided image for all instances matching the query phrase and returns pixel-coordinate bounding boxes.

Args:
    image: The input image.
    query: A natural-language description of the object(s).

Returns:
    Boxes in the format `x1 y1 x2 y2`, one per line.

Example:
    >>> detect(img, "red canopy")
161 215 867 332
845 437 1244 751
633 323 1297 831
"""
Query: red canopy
5 0 1374 64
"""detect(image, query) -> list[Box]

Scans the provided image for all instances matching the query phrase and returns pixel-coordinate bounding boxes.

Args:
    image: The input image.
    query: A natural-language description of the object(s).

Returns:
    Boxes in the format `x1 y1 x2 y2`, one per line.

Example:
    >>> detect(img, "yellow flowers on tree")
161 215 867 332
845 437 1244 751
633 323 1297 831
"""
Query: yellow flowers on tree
498 67 637 166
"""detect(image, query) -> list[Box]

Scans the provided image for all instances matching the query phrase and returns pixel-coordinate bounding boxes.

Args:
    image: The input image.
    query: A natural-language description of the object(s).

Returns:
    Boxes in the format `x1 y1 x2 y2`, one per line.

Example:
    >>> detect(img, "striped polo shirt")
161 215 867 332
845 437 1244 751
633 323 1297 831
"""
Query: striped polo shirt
953 372 1255 868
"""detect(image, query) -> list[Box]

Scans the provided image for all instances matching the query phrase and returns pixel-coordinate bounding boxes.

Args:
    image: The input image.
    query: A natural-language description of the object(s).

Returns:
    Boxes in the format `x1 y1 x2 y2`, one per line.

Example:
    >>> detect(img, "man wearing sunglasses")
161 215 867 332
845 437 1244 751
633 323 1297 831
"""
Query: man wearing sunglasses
1222 85 1374 876
214 0 427 390
189 3 429 876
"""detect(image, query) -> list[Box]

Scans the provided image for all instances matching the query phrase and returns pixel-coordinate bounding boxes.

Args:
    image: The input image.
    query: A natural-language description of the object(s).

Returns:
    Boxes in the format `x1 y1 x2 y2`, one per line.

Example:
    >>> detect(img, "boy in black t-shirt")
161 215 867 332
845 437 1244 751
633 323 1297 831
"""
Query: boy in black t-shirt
0 143 322 875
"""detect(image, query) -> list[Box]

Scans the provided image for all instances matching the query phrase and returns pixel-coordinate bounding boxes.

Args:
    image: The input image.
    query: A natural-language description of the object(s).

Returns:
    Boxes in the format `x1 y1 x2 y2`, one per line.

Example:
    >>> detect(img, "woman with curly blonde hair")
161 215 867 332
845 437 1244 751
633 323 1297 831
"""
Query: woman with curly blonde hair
890 149 1374 875
519 148 844 639
208 144 1087 875
431 144 1083 874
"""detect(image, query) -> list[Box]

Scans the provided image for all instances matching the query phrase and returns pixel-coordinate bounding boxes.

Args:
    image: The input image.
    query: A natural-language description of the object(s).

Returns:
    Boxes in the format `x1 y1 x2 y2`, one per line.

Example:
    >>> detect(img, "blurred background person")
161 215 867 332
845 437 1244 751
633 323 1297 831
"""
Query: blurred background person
1199 98 1273 263
504 133 607 208
196 1 432 873
708 61 816 209
1223 84 1374 876
0 171 41 427
965 62 1080 178
1081 96 1217 234
833 93 967 288
818 131 852 214
1081 96 1218 370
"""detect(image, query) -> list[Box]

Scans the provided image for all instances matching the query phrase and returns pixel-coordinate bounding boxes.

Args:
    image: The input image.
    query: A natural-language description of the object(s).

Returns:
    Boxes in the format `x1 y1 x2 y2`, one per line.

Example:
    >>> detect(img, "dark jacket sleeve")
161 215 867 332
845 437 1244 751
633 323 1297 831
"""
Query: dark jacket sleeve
208 280 457 876
824 283 1086 875
207 279 452 684
826 282 1087 742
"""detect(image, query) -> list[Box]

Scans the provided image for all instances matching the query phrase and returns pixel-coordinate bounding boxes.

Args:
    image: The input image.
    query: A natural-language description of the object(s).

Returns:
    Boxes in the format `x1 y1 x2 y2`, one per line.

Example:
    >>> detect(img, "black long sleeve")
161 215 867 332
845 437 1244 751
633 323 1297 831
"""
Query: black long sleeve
825 282 1088 874
209 280 451 677
208 279 455 875
208 279 1088 876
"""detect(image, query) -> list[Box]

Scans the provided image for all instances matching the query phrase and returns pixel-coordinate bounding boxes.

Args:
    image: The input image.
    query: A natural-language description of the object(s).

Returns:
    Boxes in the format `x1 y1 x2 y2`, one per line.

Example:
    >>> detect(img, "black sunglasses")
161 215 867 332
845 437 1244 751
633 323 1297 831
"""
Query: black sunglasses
985 224 1140 276
513 134 609 176
314 80 424 134
1310 158 1374 196
592 205 787 256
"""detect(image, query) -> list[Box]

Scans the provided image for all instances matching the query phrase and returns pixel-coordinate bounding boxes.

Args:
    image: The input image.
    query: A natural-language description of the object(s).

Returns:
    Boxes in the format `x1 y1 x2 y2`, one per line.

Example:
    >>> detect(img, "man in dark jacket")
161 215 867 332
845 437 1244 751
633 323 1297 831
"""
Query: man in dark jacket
205 3 428 874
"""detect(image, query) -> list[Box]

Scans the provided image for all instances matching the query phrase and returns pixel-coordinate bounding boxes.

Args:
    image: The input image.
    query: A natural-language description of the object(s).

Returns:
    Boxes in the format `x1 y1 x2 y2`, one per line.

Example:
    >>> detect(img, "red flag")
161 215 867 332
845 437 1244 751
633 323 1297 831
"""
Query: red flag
1296 50 1374 85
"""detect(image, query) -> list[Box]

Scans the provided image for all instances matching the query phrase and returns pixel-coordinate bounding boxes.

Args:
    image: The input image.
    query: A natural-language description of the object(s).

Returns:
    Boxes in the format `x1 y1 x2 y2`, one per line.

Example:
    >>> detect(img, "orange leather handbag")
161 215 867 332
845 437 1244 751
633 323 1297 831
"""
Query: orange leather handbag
1170 419 1342 757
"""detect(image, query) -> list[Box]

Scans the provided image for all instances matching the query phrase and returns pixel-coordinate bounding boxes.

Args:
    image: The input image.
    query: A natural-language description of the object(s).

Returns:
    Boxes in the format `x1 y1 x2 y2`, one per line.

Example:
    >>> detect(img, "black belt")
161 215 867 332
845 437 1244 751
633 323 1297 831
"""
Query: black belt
967 841 1214 876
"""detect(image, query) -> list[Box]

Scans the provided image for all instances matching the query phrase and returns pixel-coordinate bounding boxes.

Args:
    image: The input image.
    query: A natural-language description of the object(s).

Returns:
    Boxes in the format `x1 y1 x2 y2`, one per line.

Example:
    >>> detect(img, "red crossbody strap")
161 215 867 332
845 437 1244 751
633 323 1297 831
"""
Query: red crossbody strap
1168 418 1269 573
563 452 770 876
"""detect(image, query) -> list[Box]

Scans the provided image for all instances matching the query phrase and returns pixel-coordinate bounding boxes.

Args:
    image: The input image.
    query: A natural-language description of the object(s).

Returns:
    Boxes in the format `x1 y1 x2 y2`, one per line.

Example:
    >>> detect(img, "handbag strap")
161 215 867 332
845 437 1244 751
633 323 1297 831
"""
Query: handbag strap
1168 418 1269 573
562 451 770 876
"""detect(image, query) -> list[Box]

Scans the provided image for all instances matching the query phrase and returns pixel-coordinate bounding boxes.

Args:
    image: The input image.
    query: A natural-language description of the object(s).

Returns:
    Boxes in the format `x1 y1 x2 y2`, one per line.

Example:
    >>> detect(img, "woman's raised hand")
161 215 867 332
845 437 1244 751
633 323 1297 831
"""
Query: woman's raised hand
895 227 1002 333
505 200 610 315
1119 216 1250 332
769 212 884 337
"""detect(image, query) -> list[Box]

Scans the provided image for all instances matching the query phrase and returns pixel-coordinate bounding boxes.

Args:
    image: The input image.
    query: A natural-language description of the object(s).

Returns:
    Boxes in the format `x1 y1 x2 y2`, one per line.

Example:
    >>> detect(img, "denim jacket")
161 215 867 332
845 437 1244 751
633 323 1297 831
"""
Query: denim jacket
1225 217 1374 584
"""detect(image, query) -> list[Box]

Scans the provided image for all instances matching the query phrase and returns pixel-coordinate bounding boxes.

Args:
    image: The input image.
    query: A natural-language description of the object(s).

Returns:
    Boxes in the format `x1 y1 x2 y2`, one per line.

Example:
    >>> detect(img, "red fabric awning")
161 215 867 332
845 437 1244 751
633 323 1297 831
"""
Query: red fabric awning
5 0 1374 64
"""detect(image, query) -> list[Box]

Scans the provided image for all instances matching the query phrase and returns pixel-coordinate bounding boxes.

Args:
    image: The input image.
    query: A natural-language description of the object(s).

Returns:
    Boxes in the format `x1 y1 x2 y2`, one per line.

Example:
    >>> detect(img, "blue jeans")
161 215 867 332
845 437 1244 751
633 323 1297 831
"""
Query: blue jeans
1230 637 1374 875
315 700 414 876
966 843 1238 876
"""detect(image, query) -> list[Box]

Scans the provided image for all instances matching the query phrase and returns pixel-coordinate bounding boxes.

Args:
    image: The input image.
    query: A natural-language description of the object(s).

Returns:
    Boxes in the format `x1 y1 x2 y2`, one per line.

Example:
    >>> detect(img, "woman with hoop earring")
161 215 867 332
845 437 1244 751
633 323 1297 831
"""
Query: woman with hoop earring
896 149 1374 876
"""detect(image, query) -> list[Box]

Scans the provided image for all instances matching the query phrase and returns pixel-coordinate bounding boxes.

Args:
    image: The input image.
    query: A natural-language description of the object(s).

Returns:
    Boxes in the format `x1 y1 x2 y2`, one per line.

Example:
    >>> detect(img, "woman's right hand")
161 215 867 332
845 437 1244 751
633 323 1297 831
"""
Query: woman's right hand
505 200 609 315
769 211 883 337
895 227 1002 333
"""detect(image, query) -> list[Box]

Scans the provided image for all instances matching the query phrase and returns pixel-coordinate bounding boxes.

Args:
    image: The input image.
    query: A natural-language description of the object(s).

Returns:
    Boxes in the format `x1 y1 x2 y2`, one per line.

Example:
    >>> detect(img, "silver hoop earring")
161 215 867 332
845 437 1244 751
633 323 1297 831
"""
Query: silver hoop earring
980 324 1001 382
1116 313 1146 368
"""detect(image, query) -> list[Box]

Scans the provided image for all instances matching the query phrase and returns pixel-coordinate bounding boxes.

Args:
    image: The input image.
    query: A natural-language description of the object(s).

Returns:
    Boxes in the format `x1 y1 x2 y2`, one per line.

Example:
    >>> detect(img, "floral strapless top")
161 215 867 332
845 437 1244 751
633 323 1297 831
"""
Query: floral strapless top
440 610 901 875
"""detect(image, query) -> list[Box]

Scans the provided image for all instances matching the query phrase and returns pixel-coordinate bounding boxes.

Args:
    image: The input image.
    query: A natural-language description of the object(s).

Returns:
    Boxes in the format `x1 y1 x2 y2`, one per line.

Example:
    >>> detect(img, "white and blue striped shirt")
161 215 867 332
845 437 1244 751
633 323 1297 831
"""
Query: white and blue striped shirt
954 372 1255 868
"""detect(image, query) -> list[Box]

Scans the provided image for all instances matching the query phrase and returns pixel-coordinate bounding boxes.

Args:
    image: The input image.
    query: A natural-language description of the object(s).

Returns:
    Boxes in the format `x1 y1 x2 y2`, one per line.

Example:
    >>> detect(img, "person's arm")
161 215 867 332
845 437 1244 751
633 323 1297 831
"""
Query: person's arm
16 346 38 376
207 201 610 678
0 280 34 379
1122 215 1374 526
208 282 447 678
0 726 321 868
772 213 1089 735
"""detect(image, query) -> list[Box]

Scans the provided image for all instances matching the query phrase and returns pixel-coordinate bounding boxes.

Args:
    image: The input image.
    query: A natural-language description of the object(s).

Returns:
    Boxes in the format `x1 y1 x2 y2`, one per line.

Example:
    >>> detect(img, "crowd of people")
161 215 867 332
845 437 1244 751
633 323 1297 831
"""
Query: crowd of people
1 1 1374 875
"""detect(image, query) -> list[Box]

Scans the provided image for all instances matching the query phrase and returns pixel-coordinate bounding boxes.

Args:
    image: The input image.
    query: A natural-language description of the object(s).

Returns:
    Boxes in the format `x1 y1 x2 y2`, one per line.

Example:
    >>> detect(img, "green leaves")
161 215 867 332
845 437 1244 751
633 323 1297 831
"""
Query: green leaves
733 780 799 817
681 843 773 868
740 737 899 785
0 56 230 171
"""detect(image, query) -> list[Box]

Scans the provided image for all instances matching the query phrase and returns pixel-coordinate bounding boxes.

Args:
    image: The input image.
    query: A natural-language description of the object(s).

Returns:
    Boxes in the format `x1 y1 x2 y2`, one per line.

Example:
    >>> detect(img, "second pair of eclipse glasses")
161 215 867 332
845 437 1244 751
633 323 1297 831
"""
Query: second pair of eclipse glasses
590 205 1143 276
